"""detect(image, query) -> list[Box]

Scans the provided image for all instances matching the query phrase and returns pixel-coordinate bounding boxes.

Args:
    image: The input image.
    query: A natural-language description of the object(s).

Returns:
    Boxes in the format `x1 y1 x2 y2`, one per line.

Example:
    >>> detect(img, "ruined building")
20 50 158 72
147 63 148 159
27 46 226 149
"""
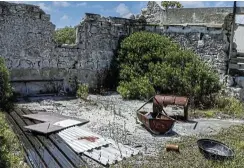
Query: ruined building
0 1 244 99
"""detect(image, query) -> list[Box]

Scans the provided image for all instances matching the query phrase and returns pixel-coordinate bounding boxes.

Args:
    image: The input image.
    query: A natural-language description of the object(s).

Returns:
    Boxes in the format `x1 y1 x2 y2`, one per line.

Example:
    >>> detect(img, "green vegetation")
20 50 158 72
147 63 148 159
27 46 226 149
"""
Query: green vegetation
0 57 13 111
215 95 244 117
116 31 221 107
0 112 27 168
190 90 244 118
161 1 183 9
113 125 244 168
76 83 89 100
54 26 76 45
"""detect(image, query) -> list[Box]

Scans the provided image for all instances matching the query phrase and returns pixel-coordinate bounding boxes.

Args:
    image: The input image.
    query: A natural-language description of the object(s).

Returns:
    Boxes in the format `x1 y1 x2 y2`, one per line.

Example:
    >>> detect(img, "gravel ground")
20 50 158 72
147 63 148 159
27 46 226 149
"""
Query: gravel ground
16 93 244 158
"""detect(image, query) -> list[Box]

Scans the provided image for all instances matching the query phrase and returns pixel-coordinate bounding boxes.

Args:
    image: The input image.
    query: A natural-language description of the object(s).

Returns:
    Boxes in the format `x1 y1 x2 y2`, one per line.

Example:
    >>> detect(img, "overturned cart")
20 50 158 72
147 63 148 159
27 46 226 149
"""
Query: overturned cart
136 95 189 135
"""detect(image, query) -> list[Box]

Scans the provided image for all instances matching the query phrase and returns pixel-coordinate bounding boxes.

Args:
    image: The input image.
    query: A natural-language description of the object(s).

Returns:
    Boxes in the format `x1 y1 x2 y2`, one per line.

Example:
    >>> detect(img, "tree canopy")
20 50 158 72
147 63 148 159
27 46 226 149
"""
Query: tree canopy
54 26 76 45
161 1 183 9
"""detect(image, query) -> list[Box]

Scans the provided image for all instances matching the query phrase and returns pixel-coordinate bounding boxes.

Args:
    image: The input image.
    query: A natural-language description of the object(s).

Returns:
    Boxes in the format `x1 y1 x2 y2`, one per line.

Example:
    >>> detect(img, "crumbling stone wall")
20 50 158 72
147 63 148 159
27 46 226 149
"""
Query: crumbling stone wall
0 1 235 95
0 2 147 95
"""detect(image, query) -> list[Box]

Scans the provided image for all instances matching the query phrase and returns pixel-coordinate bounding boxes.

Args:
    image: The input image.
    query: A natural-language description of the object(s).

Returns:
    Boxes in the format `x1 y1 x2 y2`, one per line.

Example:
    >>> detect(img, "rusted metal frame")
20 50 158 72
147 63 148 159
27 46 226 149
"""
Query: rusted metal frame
153 95 189 120
6 113 46 168
16 108 77 168
136 96 154 112
135 95 170 117
10 109 62 168
22 108 87 168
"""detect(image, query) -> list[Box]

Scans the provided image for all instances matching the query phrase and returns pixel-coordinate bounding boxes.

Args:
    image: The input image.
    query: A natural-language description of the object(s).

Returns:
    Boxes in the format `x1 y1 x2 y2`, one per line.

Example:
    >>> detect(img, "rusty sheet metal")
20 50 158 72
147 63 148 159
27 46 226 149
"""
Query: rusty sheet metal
84 139 140 166
58 126 110 153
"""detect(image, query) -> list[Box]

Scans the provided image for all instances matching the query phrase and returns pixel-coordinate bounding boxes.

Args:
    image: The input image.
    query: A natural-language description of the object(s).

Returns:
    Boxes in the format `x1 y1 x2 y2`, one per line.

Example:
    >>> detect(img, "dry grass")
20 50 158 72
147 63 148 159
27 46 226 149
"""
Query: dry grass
113 124 244 168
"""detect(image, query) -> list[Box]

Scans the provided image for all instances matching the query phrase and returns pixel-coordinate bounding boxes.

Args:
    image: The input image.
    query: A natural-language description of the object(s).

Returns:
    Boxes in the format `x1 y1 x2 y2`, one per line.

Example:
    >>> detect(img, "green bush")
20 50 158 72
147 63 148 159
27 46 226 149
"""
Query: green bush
116 31 221 106
76 84 89 99
0 58 12 110
54 26 76 45
0 112 26 168
117 76 155 100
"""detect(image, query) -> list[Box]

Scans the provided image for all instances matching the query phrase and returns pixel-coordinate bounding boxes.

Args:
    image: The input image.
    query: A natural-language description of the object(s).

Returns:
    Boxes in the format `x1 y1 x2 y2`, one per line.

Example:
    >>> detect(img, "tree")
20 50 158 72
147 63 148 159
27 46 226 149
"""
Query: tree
54 26 76 45
161 1 183 9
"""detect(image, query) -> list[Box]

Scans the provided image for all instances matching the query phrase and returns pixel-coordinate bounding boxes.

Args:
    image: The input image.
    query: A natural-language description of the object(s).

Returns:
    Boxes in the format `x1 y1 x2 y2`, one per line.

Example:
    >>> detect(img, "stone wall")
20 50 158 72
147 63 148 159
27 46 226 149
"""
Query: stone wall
142 1 244 25
152 25 228 83
0 2 147 95
0 1 235 96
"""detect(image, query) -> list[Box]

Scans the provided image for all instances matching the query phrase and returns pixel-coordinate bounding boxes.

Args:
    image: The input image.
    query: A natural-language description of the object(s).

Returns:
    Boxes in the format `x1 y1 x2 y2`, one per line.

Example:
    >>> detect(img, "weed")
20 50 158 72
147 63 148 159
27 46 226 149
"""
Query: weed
76 84 89 100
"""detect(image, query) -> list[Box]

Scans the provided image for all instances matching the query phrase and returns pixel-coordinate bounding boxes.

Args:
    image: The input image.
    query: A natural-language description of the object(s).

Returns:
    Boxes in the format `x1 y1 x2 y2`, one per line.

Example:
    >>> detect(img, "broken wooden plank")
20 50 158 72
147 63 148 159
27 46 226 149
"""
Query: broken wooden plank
10 110 61 168
14 108 76 168
6 113 46 168
21 108 87 168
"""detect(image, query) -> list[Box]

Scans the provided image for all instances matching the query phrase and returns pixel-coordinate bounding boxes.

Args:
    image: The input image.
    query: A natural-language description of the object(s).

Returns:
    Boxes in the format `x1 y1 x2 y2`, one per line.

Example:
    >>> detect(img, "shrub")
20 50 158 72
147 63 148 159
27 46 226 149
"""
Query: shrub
0 58 12 110
76 84 89 99
116 31 221 107
117 76 155 100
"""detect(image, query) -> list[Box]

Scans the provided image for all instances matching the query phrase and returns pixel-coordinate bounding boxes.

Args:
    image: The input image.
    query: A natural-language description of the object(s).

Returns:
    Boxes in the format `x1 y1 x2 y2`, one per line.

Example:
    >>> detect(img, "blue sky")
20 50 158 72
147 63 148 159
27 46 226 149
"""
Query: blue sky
11 1 244 28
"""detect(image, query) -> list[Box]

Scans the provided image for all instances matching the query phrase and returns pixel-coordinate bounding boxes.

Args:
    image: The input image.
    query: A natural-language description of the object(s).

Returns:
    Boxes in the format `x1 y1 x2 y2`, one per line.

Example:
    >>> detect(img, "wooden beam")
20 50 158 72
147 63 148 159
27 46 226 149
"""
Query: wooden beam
227 1 237 75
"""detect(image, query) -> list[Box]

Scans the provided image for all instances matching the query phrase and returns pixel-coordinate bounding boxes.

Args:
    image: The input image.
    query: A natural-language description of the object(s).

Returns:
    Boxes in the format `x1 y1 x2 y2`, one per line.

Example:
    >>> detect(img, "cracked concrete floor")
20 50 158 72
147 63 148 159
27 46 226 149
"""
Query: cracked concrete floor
16 93 244 156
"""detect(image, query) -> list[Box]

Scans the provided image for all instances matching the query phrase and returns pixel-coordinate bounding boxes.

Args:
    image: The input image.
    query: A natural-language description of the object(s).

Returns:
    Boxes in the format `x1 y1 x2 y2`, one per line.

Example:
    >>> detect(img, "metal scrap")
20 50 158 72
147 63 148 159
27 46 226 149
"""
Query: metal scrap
23 112 89 134
58 126 110 153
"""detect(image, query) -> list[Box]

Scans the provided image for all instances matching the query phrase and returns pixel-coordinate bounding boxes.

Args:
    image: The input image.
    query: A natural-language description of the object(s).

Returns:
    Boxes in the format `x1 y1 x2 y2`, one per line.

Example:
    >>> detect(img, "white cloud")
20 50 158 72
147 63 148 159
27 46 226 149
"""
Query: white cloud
115 3 133 18
60 14 69 21
53 1 70 7
36 2 52 13
77 2 87 7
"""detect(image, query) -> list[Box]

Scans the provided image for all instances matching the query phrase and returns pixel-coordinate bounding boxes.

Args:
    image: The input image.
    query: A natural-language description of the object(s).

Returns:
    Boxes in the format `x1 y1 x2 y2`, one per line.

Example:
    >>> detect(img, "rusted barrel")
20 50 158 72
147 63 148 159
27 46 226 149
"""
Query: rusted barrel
166 144 179 152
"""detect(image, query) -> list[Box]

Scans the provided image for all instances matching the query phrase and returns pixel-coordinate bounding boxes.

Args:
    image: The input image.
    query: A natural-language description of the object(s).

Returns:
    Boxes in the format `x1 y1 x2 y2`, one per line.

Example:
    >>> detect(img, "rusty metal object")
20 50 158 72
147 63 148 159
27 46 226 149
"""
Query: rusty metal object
166 144 179 152
78 136 99 142
136 111 175 135
153 95 189 120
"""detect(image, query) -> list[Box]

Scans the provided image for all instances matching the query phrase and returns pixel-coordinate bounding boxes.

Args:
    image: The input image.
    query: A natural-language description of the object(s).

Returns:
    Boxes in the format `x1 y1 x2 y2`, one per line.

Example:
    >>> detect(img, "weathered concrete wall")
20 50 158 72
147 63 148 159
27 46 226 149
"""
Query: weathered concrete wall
142 1 244 25
0 1 235 96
